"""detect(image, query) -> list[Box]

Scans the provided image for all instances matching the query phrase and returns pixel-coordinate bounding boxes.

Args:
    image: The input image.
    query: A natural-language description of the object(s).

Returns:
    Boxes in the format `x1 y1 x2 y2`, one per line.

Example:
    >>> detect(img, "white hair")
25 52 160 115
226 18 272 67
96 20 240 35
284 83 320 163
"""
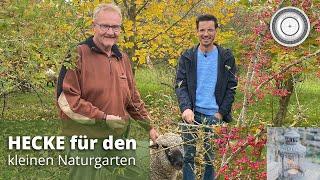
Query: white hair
93 3 122 21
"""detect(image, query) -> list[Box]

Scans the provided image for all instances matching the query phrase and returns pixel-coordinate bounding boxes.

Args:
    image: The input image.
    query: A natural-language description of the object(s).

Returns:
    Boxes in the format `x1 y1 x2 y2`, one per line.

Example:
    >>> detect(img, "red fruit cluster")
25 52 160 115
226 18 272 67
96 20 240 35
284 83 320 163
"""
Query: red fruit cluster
315 19 320 33
301 0 312 11
291 0 299 6
272 89 290 97
253 25 266 35
214 125 267 179
316 71 320 79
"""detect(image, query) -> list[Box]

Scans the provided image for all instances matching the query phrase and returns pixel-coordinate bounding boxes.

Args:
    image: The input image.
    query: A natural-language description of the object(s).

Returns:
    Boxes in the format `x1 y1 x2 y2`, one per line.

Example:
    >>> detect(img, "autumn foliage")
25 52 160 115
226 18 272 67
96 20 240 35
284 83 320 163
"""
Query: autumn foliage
213 125 267 179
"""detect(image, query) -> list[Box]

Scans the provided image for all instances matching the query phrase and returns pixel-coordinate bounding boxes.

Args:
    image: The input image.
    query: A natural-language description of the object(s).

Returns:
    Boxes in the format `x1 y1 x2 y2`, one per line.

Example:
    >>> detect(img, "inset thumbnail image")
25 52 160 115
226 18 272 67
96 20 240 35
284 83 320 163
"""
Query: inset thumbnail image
267 128 320 180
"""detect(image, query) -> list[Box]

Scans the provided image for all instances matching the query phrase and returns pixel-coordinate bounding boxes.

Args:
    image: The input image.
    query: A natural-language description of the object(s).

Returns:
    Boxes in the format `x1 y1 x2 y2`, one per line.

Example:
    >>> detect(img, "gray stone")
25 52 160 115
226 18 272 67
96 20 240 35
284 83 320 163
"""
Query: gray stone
314 136 320 141
305 140 320 148
304 133 315 141
308 128 320 134
300 161 320 180
267 161 280 180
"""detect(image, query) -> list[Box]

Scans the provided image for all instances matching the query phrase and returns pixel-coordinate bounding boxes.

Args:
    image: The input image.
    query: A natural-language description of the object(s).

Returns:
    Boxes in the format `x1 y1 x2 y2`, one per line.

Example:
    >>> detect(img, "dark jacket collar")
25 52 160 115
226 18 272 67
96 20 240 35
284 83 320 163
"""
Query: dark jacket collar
80 36 122 59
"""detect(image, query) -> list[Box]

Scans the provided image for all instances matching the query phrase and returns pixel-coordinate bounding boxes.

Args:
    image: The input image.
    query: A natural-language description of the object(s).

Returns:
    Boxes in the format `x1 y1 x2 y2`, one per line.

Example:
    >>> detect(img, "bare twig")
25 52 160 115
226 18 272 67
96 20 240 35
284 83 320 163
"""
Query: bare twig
1 83 6 118
122 0 129 16
160 82 174 89
136 0 151 16
237 34 264 125
220 137 230 168
30 84 44 108
292 74 301 109
1 92 6 118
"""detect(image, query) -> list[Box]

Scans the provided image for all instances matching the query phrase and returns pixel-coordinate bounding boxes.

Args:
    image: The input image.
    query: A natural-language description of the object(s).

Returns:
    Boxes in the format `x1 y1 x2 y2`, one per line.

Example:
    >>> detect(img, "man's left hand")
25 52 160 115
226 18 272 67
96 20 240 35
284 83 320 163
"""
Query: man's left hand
214 112 223 121
149 127 159 143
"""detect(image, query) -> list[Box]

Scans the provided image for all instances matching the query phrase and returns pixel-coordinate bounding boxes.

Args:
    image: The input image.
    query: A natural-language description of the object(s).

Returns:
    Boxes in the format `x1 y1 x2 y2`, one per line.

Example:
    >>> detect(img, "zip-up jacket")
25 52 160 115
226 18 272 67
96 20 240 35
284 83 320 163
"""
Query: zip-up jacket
175 44 237 122
56 36 149 137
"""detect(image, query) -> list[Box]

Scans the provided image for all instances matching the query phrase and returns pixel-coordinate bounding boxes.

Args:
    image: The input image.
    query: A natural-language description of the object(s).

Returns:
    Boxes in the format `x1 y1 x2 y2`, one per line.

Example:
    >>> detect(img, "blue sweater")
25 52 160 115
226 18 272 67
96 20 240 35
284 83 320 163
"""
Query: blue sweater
195 47 219 115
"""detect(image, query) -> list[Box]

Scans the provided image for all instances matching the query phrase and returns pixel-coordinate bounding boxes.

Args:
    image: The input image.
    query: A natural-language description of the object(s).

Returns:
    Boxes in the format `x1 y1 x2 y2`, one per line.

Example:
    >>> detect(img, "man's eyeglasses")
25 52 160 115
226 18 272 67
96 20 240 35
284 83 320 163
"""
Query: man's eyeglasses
94 23 121 32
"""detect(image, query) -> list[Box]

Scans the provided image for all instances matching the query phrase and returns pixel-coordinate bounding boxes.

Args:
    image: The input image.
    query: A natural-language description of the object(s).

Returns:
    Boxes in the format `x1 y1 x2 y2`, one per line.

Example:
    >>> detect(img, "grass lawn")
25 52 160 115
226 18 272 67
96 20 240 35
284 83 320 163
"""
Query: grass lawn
232 76 320 127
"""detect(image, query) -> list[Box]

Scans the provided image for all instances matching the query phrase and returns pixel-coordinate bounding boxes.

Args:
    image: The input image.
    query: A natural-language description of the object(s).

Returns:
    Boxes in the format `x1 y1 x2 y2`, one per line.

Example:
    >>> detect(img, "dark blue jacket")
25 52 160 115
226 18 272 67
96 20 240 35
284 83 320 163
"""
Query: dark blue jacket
175 44 237 122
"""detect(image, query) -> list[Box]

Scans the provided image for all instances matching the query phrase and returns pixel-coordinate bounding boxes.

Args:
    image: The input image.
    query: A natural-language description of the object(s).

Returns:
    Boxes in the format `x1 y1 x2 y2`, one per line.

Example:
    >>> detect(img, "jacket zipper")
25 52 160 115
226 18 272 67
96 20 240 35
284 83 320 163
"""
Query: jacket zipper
108 57 112 76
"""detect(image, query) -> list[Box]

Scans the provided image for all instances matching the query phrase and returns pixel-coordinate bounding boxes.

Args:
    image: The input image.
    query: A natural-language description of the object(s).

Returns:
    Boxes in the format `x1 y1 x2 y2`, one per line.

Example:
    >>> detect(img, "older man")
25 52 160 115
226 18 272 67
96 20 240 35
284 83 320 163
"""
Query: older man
175 14 237 180
56 3 158 179
57 3 158 140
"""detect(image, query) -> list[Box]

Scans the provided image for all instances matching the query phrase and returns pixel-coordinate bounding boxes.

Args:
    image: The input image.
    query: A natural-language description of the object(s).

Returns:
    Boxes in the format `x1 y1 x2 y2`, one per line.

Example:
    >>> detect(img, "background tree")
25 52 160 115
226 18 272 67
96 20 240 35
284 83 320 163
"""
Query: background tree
0 0 88 111
77 0 237 71
233 0 320 126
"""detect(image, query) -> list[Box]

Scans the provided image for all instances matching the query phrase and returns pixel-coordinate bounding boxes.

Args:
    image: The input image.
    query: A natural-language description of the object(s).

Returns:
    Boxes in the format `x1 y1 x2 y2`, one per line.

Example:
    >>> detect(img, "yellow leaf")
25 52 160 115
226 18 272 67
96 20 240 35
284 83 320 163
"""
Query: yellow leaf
125 42 134 48
168 59 177 66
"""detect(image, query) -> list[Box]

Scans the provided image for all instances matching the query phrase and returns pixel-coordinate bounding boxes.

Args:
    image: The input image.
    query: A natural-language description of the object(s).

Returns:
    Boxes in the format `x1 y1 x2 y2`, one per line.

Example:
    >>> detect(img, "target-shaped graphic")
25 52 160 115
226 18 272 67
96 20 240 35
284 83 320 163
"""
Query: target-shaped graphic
270 7 310 47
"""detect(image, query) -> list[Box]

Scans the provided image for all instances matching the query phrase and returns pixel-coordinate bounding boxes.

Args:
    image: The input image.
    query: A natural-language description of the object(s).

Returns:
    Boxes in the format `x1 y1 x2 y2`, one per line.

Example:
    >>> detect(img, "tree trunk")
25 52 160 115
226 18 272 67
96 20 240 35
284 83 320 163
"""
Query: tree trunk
126 1 137 75
273 77 294 126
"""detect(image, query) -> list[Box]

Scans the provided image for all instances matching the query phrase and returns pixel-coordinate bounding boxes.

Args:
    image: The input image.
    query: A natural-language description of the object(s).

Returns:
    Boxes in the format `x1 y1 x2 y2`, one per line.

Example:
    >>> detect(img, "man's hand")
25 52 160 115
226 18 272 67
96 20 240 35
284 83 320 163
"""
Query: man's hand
149 127 159 143
182 109 194 124
105 115 121 120
105 115 125 129
214 112 223 121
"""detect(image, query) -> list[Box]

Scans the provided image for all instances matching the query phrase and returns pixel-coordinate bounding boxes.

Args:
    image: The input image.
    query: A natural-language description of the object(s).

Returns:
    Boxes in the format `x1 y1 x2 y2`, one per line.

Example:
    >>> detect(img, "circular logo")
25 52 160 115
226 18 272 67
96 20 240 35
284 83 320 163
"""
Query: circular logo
270 7 310 47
